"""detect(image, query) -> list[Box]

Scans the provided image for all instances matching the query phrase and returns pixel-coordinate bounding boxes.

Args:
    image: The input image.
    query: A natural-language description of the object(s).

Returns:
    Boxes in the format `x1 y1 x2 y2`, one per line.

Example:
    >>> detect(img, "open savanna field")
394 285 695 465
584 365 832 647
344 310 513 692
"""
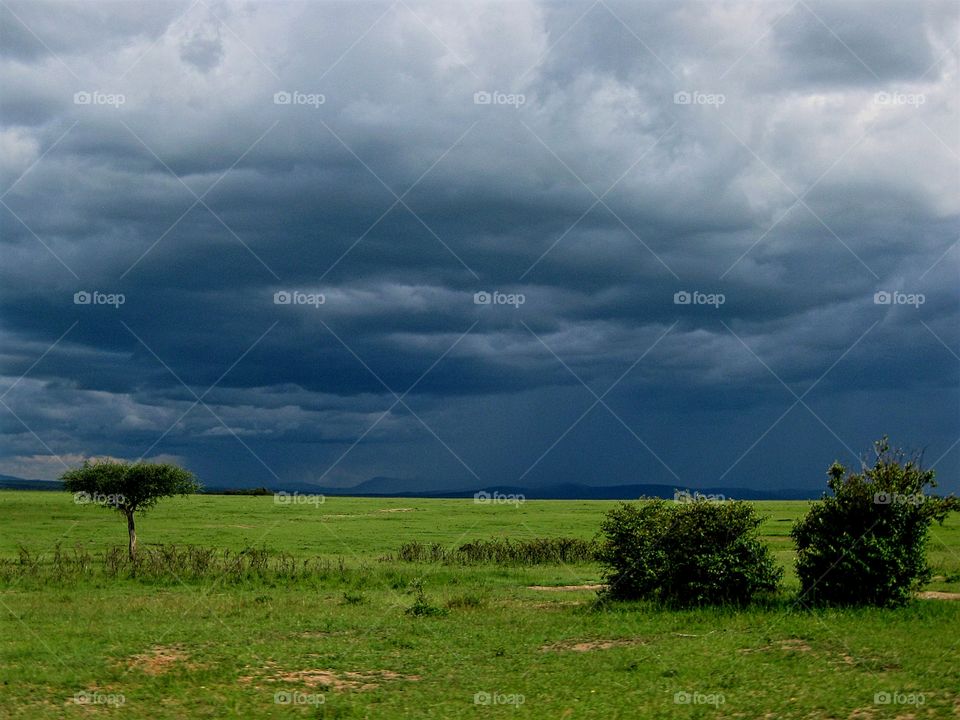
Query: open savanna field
1 491 958 719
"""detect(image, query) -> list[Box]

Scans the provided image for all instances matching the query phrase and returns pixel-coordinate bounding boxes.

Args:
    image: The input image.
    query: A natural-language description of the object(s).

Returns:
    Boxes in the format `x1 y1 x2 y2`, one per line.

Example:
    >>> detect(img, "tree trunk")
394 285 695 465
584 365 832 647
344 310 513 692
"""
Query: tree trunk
126 511 137 564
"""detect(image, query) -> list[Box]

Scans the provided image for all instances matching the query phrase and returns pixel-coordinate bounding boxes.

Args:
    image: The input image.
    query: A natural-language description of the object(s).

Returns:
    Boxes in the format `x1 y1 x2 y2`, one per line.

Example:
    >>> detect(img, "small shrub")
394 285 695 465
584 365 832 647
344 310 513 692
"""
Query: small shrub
792 437 960 607
405 579 447 617
598 498 782 606
445 593 486 610
341 591 366 605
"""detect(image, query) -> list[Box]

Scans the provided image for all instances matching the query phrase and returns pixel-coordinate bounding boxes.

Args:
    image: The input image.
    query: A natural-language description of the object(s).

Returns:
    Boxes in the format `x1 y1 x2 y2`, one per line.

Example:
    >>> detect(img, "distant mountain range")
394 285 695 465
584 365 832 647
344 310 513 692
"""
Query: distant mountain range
0 474 63 490
0 473 820 500
304 476 820 500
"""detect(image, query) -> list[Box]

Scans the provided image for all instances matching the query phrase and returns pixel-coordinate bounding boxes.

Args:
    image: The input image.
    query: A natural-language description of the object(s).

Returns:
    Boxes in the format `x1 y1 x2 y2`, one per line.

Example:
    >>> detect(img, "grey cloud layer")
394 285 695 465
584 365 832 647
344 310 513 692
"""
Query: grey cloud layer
1 0 957 490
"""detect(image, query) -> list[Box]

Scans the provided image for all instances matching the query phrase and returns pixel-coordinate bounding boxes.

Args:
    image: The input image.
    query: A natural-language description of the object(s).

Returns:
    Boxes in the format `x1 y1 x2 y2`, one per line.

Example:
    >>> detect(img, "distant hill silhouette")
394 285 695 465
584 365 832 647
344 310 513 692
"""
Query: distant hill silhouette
0 473 819 500
312 480 817 500
0 474 62 490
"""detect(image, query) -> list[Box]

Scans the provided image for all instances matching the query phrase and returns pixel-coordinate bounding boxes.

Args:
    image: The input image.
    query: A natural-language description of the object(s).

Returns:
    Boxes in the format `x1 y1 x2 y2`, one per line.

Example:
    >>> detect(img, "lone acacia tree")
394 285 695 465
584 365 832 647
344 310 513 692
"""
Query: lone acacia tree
61 460 200 562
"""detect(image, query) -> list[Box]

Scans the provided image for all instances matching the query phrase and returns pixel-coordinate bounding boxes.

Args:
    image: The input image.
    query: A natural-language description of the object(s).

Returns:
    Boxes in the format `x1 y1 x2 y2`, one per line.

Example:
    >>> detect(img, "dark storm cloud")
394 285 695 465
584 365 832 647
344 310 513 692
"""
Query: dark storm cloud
772 0 950 86
1 0 957 491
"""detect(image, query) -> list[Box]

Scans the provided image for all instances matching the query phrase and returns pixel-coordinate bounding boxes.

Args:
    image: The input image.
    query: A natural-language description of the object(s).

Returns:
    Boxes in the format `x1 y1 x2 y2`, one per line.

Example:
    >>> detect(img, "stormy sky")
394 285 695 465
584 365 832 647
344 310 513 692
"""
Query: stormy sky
1 0 957 493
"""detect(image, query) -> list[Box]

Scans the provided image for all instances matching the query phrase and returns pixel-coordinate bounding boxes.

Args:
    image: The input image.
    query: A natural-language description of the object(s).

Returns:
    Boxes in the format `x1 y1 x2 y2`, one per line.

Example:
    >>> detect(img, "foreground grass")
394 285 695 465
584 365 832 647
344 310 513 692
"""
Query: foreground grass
1 492 958 718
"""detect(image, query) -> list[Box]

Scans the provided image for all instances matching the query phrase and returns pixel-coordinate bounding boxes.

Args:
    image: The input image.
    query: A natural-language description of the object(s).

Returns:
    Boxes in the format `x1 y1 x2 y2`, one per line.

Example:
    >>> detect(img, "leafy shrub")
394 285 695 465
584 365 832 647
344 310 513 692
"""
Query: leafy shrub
341 591 366 605
598 498 782 606
792 438 960 607
405 579 447 617
445 593 487 610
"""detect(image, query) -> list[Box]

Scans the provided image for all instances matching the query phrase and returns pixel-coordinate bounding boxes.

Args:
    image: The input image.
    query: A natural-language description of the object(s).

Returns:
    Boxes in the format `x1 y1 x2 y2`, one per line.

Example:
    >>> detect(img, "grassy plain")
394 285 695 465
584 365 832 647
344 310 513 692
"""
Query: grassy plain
0 492 958 718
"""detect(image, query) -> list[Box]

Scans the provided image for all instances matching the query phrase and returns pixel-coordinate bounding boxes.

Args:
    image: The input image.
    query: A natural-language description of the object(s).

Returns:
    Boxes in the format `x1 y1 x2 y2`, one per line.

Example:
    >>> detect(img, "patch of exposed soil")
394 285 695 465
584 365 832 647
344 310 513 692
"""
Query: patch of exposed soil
239 661 420 692
527 584 606 591
541 637 646 653
531 600 587 609
917 591 960 600
297 630 352 639
740 638 813 655
126 645 192 675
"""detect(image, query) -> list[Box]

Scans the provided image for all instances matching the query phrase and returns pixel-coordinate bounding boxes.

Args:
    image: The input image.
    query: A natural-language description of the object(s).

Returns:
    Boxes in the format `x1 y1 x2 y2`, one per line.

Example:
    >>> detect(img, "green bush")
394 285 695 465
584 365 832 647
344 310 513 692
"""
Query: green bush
405 578 447 617
792 438 959 607
598 498 782 606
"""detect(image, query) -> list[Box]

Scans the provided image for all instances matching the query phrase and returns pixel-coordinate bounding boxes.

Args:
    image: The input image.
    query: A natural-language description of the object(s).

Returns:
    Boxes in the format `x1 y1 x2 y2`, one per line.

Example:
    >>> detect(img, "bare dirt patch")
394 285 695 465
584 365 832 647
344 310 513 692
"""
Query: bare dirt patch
542 637 646 653
240 661 420 692
125 645 192 675
296 630 352 639
917 591 960 600
531 600 588 609
321 508 416 518
740 638 813 655
527 584 605 592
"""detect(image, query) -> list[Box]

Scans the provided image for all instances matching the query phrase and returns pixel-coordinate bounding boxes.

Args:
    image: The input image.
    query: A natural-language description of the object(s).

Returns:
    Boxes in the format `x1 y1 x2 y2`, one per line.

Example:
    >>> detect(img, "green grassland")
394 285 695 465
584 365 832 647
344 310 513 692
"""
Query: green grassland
1 492 958 719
